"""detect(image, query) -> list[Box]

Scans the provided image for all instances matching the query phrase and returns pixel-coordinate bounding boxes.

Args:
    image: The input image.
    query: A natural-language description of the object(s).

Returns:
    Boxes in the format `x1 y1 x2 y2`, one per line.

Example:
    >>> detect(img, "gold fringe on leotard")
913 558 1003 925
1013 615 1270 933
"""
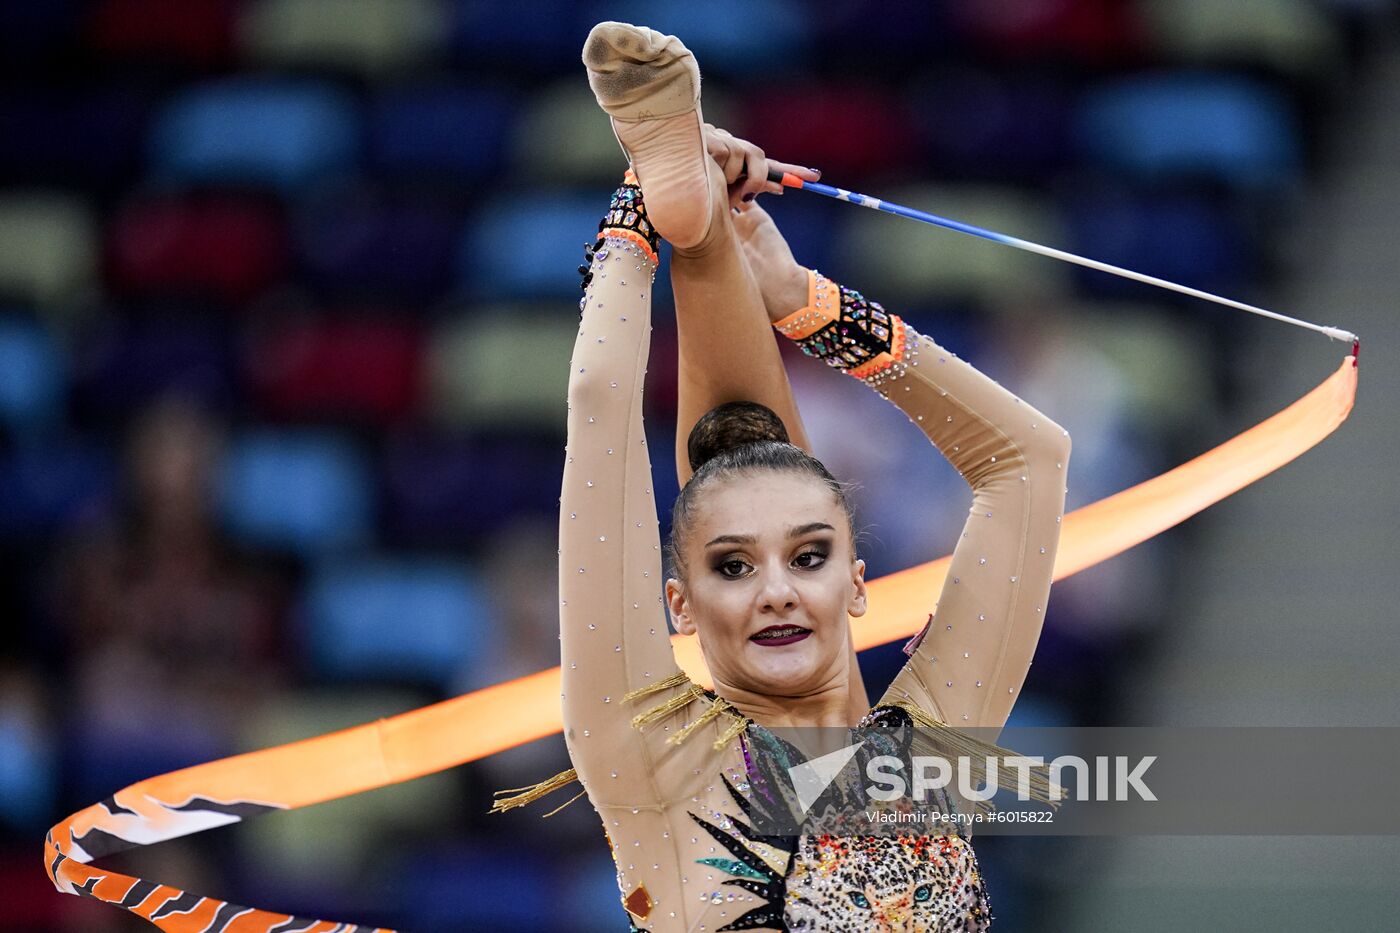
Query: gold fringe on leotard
489 766 585 816
668 694 734 746
629 683 706 729
713 711 750 749
490 674 752 816
627 673 752 751
623 669 692 702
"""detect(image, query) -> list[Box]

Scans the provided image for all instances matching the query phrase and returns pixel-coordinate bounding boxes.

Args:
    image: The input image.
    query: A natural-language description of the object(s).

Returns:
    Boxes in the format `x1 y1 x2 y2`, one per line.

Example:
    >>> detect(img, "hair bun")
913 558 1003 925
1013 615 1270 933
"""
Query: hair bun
687 400 790 472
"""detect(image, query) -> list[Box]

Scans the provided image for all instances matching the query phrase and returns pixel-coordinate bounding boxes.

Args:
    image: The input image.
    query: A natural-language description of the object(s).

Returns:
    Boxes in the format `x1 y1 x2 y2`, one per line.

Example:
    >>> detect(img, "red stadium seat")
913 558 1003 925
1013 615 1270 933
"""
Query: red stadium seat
949 0 1147 65
245 317 425 427
106 194 289 305
85 0 238 69
738 84 919 180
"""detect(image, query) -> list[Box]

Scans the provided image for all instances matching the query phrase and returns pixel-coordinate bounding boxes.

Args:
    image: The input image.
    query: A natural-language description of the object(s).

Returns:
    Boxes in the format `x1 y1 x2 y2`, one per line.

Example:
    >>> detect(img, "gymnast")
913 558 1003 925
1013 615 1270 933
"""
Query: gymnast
545 21 1071 931
40 15 1363 931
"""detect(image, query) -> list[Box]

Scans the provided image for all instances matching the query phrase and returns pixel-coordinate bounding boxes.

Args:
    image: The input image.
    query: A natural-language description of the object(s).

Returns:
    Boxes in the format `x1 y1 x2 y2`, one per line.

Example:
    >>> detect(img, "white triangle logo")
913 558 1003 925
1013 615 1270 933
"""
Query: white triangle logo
787 741 865 815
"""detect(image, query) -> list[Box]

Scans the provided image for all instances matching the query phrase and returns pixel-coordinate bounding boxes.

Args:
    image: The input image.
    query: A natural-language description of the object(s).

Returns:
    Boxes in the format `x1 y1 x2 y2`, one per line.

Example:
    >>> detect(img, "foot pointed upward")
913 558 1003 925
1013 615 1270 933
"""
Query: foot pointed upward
582 22 714 250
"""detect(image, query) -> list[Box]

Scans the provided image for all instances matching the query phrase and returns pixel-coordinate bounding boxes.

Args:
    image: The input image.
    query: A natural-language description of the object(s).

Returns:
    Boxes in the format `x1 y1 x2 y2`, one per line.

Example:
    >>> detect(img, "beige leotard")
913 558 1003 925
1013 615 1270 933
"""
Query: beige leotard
559 182 1070 931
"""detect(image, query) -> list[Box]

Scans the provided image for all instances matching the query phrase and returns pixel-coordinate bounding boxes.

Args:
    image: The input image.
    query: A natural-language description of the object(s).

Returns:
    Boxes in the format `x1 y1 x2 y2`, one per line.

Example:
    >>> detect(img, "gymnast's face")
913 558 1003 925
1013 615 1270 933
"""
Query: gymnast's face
665 470 867 699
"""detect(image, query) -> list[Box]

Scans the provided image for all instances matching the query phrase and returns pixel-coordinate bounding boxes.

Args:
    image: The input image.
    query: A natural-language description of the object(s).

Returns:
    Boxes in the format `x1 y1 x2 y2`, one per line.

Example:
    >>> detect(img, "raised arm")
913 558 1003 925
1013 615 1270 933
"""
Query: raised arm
560 177 732 808
771 268 1071 734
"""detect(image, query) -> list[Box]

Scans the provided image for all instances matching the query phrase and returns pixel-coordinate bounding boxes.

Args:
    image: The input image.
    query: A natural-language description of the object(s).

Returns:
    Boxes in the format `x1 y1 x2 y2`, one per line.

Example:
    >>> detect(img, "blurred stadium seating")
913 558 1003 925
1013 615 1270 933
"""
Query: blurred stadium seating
1 0 1387 930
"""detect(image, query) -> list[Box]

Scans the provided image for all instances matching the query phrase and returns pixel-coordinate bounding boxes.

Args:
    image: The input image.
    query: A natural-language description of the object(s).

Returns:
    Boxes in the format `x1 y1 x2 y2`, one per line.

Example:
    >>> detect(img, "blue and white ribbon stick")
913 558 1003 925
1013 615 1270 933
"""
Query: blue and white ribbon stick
769 169 1359 347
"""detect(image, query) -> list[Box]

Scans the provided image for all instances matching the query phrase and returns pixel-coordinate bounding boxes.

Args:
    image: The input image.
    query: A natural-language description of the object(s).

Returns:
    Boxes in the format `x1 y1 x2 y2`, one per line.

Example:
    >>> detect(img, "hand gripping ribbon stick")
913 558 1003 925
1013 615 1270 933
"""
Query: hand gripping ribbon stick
45 175 1361 932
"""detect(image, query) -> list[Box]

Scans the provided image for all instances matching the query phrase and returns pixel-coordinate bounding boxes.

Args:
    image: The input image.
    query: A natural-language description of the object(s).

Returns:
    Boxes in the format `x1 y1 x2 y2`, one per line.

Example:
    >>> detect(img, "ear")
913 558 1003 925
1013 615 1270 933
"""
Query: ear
665 577 697 636
848 557 868 618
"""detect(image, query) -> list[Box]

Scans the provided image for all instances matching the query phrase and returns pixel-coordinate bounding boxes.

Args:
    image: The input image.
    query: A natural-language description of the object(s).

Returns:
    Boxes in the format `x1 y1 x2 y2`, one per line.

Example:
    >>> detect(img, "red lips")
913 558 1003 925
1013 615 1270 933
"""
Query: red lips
749 624 812 646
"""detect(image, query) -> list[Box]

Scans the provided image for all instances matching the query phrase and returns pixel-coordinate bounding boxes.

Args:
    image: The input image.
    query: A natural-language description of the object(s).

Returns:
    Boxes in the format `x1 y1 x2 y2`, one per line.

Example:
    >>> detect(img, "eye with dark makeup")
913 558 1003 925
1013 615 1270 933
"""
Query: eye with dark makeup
715 557 750 578
712 546 829 579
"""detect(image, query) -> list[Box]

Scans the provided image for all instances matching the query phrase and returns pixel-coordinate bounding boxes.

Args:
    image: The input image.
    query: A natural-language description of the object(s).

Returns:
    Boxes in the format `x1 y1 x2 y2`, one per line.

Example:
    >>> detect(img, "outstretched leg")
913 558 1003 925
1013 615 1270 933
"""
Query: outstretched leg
669 162 814 486
583 22 869 719
581 21 816 486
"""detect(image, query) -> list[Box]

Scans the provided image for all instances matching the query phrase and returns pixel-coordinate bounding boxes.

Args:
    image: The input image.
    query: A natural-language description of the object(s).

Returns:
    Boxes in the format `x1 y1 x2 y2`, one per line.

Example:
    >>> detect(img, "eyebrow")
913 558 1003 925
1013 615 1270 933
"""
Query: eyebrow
704 522 836 548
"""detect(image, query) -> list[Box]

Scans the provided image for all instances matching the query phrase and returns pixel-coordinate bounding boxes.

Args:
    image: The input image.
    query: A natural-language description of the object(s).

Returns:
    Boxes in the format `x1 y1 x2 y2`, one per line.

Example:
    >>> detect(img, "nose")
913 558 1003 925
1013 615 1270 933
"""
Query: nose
875 893 913 930
758 563 799 613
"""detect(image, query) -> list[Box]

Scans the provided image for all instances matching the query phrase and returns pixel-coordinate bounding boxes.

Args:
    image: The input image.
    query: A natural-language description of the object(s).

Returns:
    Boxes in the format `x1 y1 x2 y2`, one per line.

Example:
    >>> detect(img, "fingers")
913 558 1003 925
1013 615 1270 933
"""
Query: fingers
779 162 821 182
740 154 819 200
738 143 770 203
718 146 747 188
704 127 750 208
704 123 821 205
759 160 819 195
768 160 821 187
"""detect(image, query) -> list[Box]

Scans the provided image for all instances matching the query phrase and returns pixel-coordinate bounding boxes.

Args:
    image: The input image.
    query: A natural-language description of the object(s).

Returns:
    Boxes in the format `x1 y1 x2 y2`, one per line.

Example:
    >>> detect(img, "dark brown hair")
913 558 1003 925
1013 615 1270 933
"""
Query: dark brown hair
665 401 859 580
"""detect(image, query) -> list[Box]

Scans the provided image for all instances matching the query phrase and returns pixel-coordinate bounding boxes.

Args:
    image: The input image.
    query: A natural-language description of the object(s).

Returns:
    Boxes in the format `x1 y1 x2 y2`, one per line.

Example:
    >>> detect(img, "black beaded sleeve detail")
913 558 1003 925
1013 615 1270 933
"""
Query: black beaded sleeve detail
580 178 660 294
789 284 901 371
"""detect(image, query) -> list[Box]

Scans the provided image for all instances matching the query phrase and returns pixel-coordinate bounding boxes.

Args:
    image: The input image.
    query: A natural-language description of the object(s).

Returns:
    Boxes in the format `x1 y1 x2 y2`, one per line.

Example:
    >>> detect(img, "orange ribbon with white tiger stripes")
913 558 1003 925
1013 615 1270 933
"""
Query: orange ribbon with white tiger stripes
44 349 1357 931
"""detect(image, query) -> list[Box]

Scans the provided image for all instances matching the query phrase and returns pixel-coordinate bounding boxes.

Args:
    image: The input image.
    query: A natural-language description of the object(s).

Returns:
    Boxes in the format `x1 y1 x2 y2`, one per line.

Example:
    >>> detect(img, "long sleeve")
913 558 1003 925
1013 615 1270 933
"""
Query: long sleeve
558 181 725 811
773 269 1071 734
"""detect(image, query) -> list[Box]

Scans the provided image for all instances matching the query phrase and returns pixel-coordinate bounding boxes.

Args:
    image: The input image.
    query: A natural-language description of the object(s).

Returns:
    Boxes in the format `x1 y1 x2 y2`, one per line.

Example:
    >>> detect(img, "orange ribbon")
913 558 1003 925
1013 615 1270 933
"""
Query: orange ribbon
44 352 1357 931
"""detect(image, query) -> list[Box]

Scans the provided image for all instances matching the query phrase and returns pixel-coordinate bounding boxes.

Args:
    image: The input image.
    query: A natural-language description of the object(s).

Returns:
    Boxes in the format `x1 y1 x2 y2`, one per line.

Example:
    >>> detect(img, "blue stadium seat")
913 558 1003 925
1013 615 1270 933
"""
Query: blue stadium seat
0 317 64 434
911 68 1074 181
459 194 603 299
381 431 562 545
0 440 114 540
807 0 951 59
301 558 492 689
1076 74 1301 191
217 430 372 556
1003 693 1072 730
0 695 56 830
150 78 360 190
368 84 514 181
1063 188 1250 298
558 846 641 933
388 841 569 932
72 323 239 418
65 713 232 812
757 195 841 279
295 189 461 299
446 0 595 70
